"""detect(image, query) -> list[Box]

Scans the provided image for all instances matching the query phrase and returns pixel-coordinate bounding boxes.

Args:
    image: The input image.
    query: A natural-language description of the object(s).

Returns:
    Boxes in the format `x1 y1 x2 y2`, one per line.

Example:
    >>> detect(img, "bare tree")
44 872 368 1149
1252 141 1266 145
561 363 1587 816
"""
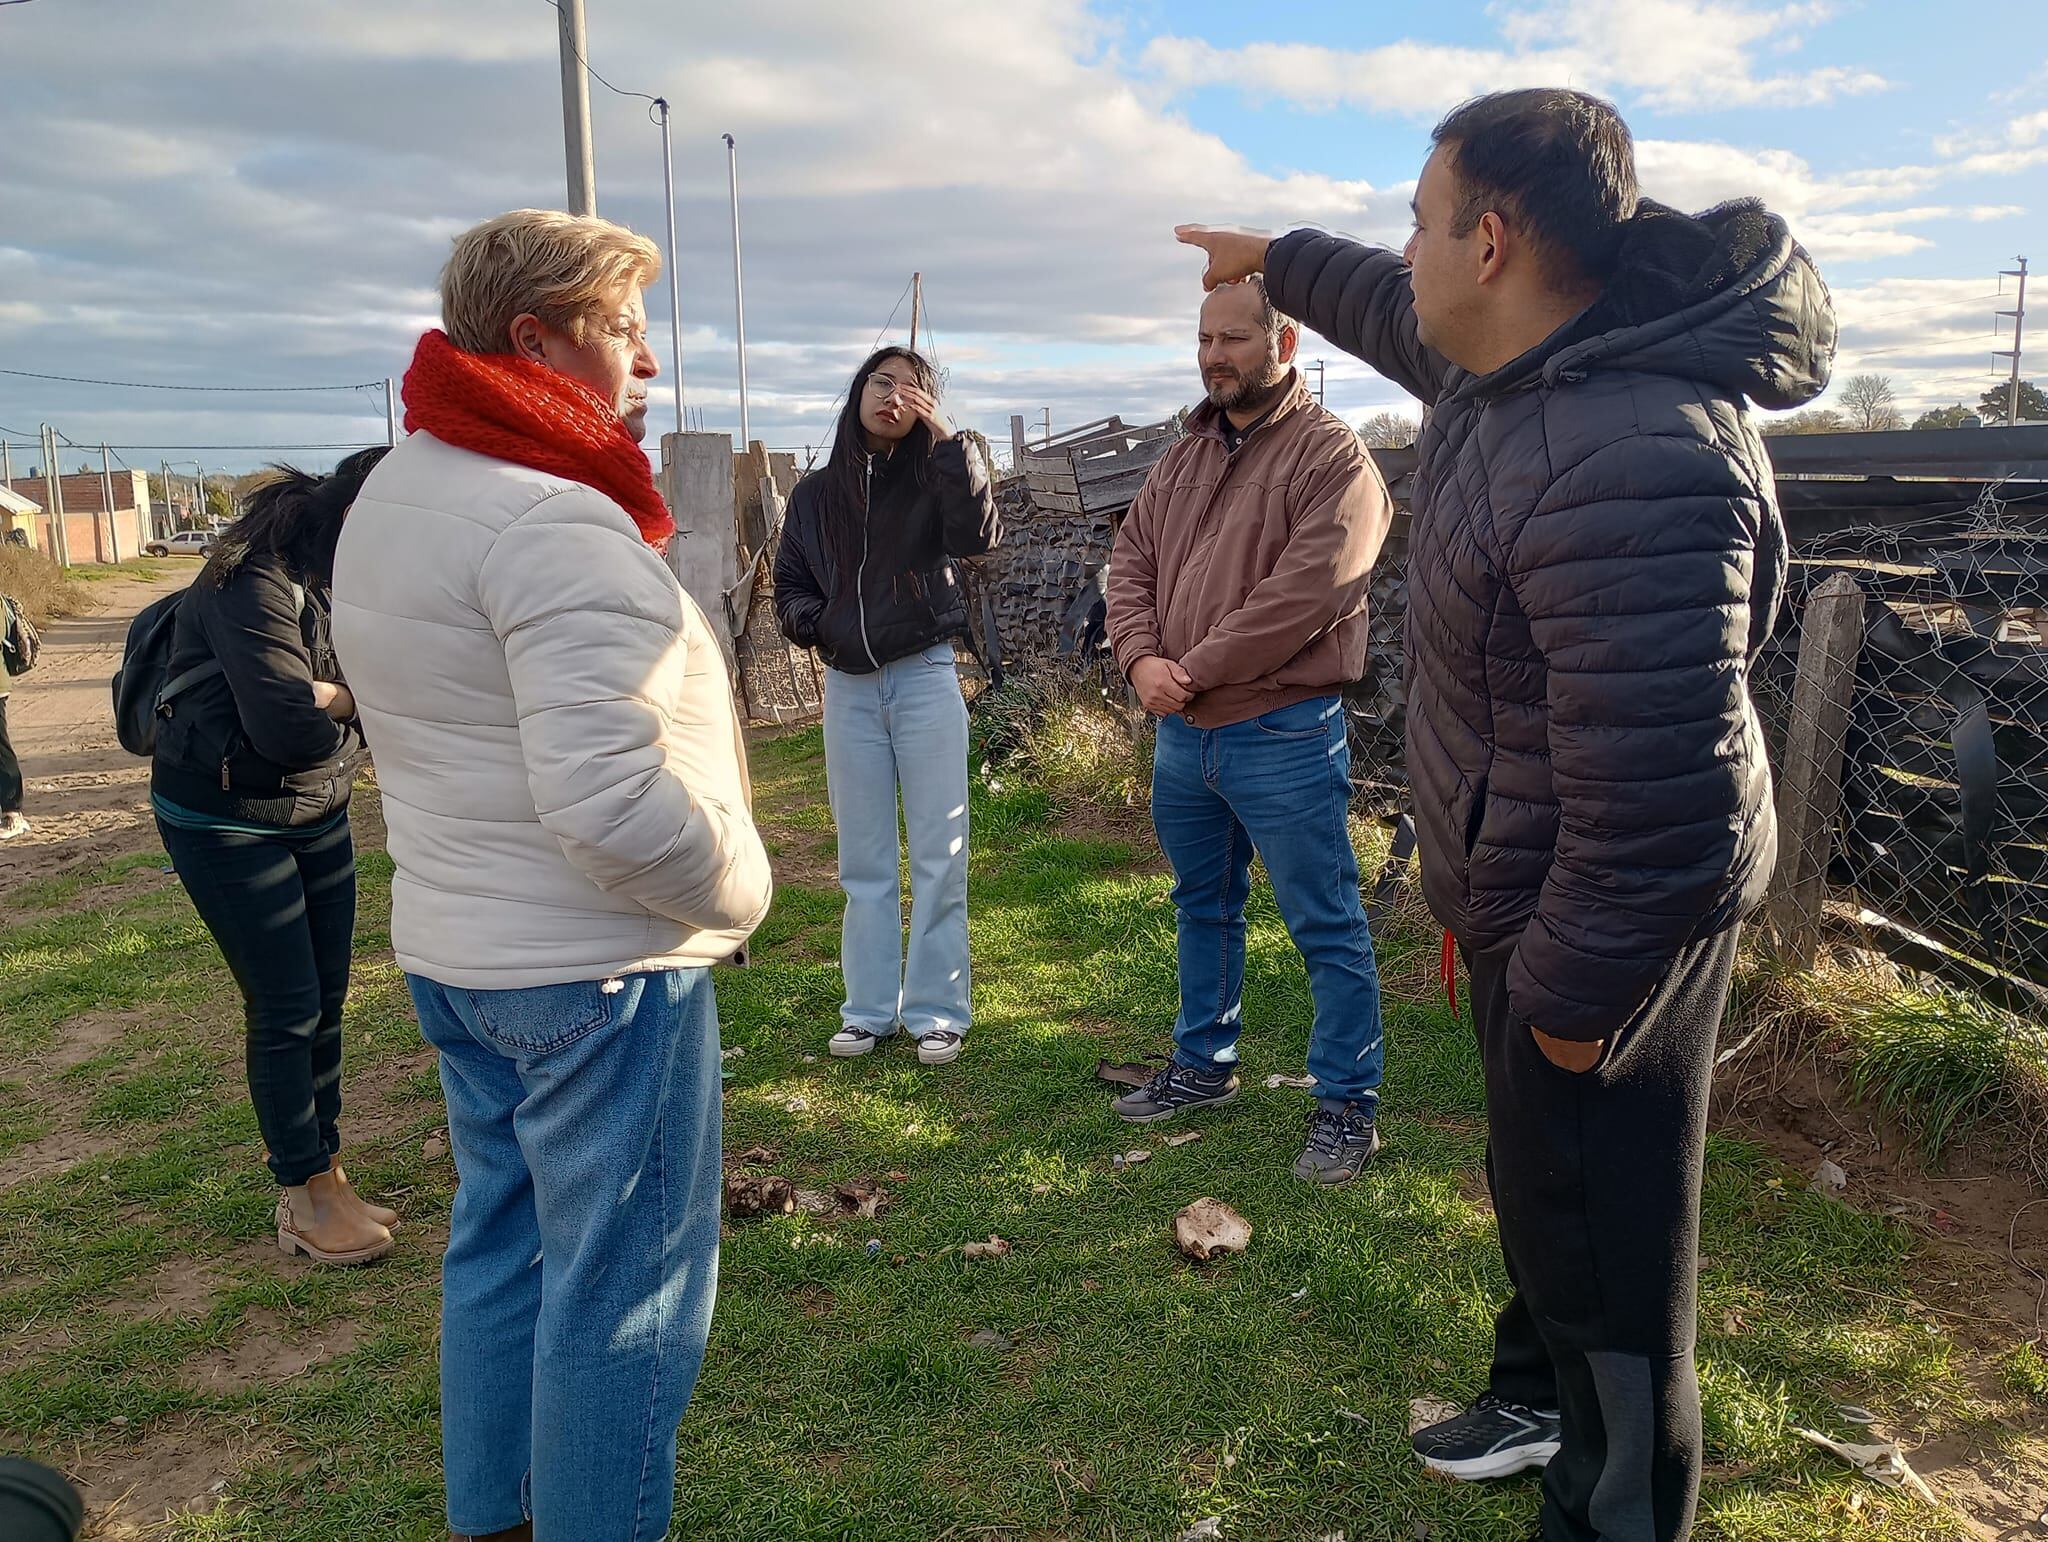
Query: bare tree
1839 374 1904 431
1760 407 1846 437
1358 410 1420 448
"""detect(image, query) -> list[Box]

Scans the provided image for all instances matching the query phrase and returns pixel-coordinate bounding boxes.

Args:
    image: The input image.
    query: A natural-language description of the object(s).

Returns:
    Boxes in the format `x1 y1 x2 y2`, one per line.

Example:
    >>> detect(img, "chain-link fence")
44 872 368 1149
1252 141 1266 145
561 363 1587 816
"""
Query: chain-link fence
1750 486 2048 1000
731 565 824 726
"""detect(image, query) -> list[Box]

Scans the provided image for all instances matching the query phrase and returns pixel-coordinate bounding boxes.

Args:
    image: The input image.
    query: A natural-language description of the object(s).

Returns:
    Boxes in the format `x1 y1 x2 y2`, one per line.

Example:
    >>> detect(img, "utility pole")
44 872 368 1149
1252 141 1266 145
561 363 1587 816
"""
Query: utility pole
557 0 597 215
656 98 686 437
40 425 70 568
100 444 119 564
909 272 922 353
385 378 399 447
723 133 751 447
2 437 12 492
1306 358 1326 406
1039 407 1051 446
1997 256 2029 427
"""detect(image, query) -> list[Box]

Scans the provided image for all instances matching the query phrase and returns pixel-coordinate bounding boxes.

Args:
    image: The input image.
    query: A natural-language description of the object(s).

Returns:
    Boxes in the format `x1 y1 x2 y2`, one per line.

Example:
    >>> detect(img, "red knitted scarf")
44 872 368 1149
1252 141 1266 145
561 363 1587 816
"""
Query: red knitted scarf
401 329 674 550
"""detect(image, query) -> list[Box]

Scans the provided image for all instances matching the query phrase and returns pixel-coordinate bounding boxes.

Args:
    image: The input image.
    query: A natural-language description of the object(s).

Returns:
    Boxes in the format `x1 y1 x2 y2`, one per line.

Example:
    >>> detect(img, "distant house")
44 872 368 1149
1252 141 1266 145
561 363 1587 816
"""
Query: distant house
7 468 154 562
0 484 40 547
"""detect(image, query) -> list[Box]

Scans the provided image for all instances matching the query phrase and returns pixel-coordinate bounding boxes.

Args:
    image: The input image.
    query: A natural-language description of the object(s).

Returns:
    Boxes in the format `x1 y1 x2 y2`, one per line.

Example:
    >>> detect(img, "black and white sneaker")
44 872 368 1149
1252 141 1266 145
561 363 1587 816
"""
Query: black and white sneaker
1112 1061 1239 1123
829 1027 890 1058
1411 1394 1561 1480
1292 1102 1380 1185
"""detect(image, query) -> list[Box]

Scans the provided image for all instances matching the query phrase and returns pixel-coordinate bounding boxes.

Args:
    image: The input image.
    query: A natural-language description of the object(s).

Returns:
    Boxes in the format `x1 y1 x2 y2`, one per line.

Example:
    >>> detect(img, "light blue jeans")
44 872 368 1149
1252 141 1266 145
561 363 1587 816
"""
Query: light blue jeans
823 641 972 1039
1151 695 1385 1110
406 968 722 1541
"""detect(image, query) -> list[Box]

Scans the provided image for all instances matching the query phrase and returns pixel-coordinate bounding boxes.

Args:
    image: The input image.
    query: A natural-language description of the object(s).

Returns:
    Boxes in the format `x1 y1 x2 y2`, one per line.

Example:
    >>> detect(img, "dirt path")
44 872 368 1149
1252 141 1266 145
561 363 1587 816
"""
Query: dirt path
1 567 195 891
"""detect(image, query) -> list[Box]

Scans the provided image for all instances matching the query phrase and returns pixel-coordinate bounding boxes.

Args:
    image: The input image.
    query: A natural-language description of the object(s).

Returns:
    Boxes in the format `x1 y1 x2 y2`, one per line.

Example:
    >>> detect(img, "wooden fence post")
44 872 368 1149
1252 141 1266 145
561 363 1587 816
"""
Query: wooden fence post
1766 570 1867 964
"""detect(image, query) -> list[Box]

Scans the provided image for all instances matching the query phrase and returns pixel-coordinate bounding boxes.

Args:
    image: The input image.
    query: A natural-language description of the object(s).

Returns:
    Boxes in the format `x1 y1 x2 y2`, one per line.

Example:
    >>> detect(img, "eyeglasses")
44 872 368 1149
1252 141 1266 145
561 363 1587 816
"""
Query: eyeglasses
864 374 917 397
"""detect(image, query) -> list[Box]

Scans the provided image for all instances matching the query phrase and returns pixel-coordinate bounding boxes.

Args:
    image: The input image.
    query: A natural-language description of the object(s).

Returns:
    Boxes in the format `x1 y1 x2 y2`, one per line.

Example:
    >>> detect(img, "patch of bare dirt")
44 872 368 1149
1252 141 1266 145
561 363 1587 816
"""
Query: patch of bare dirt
0 1126 122 1191
109 1261 231 1326
38 1007 151 1077
1 570 192 888
184 1307 361 1393
1715 1054 2048 1338
1714 1052 2048 1537
65 1413 276 1539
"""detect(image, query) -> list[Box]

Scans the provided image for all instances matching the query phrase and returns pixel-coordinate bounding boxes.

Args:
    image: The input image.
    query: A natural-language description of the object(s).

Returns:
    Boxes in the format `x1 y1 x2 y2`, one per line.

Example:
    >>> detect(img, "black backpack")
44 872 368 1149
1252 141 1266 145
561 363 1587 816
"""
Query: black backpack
1 595 39 677
111 585 222 757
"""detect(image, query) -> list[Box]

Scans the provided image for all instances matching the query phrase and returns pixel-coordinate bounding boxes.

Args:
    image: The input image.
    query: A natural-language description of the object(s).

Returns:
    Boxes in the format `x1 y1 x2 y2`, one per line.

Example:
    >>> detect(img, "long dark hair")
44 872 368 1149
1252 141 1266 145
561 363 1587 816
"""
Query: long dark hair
819 346 939 579
204 446 389 589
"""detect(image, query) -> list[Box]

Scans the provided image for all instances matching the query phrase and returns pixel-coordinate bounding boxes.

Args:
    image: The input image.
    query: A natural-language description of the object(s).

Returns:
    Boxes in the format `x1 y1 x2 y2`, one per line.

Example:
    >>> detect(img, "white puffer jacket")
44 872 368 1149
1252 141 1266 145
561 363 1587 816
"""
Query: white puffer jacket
331 431 772 988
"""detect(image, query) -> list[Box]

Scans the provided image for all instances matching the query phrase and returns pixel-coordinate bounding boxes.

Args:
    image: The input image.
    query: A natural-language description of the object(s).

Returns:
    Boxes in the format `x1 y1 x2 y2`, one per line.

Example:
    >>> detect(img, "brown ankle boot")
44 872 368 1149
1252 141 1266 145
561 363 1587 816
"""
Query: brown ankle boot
450 1526 531 1541
277 1168 393 1265
332 1163 400 1230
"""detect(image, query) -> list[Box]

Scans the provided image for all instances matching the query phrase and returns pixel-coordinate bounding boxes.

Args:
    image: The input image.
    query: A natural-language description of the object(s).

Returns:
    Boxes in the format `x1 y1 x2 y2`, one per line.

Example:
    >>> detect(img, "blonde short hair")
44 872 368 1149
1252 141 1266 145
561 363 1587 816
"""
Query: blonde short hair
440 209 662 354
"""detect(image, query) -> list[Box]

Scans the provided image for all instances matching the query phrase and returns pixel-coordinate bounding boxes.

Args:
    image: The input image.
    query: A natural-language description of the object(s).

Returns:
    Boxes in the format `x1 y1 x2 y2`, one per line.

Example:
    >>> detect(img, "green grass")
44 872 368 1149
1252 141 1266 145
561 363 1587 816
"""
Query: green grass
0 728 2025 1539
1844 983 2048 1166
66 559 173 584
2003 1342 2048 1404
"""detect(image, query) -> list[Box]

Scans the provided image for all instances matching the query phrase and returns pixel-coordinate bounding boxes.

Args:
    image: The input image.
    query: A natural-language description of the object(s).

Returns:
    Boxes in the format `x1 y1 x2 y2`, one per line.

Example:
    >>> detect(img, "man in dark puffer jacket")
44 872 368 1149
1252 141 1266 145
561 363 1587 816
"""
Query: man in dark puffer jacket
1182 88 1835 1542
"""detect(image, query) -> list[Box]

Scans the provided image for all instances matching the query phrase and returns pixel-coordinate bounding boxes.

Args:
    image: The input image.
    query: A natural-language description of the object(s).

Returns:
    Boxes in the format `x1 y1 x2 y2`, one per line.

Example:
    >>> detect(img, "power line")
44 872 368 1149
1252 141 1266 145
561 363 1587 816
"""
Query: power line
539 0 659 104
0 366 382 393
1 440 378 452
1847 292 2002 330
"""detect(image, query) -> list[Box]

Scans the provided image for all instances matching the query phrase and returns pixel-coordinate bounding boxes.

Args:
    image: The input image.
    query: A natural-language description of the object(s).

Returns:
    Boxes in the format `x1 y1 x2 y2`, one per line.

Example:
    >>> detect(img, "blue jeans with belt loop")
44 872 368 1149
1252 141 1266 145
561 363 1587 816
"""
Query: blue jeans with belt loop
823 640 973 1040
1150 694 1385 1109
407 967 722 1541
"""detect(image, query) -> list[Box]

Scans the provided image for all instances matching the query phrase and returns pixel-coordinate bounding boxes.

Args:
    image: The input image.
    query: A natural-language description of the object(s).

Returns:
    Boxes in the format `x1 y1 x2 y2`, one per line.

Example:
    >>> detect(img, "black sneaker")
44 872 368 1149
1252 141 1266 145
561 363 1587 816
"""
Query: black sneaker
1112 1061 1239 1123
1292 1101 1380 1185
1411 1394 1561 1480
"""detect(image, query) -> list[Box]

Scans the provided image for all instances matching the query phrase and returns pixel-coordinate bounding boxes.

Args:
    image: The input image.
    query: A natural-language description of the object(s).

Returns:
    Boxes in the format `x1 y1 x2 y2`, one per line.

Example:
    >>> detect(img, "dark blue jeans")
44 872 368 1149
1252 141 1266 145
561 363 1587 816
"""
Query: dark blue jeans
157 812 356 1185
1151 696 1385 1109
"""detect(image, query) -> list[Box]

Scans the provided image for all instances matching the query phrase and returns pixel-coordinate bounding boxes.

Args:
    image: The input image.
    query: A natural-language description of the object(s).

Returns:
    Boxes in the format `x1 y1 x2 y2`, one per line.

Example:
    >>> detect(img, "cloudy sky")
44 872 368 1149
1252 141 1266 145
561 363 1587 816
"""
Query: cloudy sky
2 0 2043 477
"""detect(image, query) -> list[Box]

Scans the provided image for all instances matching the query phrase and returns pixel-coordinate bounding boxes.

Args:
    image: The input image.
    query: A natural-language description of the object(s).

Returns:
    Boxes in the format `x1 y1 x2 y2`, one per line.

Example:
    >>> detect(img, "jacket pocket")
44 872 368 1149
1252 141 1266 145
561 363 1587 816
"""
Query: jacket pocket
458 978 620 1055
1461 774 1489 859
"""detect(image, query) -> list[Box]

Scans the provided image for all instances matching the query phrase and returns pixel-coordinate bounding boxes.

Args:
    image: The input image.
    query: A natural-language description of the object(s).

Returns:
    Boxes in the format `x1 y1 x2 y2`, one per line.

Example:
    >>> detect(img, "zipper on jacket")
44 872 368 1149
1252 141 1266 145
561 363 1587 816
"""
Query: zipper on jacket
855 455 881 669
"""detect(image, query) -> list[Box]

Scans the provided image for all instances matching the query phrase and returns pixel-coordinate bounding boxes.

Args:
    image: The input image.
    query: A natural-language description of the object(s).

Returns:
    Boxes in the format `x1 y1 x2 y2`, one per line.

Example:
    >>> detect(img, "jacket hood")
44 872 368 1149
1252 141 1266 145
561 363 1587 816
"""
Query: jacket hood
1501 199 1837 411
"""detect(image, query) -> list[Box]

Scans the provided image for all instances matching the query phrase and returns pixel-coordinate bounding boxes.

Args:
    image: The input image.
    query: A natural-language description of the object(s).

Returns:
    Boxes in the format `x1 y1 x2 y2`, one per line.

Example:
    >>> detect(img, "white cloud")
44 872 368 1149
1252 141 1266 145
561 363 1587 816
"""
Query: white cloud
1142 0 1887 118
0 0 2026 466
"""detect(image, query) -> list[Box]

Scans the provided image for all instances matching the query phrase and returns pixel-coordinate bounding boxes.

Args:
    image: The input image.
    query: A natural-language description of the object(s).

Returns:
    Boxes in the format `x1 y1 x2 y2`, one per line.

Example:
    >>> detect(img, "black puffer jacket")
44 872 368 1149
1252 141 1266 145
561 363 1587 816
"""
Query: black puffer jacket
1268 200 1836 1040
773 434 1000 673
151 549 365 827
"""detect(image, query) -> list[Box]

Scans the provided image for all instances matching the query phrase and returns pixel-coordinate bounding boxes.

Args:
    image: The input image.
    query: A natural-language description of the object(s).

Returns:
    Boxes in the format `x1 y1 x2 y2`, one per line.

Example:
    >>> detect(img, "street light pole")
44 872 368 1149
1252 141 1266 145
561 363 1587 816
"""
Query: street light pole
657 98 686 438
557 0 597 215
723 133 750 447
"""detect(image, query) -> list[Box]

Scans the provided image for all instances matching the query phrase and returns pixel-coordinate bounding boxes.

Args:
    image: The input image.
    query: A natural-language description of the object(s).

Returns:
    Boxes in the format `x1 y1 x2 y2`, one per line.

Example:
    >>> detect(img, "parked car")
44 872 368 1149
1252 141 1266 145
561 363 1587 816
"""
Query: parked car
144 530 216 558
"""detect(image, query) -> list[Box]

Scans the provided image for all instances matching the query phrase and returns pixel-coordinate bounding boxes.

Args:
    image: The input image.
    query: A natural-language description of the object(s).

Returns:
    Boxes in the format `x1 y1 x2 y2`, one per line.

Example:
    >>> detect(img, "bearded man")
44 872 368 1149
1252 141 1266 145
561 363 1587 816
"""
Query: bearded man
1103 275 1394 1185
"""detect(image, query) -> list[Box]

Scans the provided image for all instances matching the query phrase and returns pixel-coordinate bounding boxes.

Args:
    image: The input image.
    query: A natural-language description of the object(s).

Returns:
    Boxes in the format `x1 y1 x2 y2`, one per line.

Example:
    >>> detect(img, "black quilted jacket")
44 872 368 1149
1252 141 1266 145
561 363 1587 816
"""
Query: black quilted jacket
773 434 999 674
1268 200 1837 1039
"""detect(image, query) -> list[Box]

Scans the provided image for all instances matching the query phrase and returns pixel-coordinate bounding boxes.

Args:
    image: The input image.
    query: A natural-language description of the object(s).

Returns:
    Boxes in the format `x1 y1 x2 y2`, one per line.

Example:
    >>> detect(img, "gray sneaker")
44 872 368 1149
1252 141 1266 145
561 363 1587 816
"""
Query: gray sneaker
1292 1101 1380 1185
1112 1061 1239 1123
0 811 27 842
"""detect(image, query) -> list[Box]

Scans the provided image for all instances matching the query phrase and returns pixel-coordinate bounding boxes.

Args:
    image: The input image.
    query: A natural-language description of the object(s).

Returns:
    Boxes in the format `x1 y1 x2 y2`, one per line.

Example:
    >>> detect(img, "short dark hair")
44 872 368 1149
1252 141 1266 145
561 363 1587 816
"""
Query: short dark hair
1431 88 1638 288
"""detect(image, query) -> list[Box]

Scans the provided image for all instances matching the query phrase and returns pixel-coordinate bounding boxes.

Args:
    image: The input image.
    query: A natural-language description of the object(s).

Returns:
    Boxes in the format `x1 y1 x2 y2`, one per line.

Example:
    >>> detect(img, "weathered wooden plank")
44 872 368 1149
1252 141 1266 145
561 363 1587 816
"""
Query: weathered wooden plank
1024 470 1080 496
1768 571 1866 963
1028 491 1085 515
1074 439 1176 484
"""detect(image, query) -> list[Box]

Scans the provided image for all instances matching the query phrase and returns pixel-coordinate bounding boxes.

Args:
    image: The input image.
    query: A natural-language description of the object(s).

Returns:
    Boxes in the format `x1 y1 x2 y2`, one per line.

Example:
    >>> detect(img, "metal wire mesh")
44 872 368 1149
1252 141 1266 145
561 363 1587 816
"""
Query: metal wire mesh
732 565 824 727
1751 485 2048 997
